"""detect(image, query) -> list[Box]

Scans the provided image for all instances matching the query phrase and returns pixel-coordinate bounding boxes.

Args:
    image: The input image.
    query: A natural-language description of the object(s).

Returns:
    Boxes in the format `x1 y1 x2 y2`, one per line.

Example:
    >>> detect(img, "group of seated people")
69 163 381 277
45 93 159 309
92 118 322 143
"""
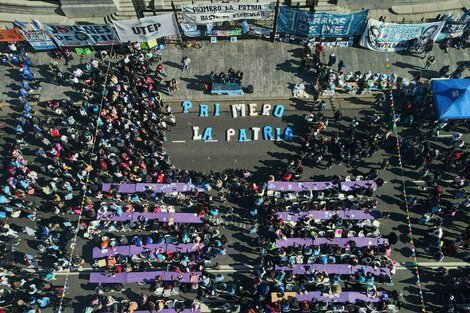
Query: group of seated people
323 70 398 94
211 68 244 84
255 180 399 313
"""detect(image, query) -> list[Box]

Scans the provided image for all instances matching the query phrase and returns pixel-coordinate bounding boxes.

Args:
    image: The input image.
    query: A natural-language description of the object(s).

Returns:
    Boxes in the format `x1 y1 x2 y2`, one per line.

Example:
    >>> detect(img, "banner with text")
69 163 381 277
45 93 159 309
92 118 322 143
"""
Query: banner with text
276 7 368 38
360 19 445 52
113 13 180 42
0 28 25 42
22 29 56 50
182 2 274 24
45 24 119 47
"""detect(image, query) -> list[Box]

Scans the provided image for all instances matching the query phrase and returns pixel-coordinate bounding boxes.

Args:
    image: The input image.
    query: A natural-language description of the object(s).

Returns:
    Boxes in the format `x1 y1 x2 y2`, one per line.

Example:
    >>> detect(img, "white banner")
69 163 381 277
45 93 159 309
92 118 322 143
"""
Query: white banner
113 13 180 43
182 2 274 24
360 19 445 52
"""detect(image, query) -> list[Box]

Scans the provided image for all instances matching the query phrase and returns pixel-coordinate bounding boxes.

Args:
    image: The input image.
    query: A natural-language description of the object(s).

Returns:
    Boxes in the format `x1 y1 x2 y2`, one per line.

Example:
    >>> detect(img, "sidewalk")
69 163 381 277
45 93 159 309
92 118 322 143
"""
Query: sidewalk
1 40 469 105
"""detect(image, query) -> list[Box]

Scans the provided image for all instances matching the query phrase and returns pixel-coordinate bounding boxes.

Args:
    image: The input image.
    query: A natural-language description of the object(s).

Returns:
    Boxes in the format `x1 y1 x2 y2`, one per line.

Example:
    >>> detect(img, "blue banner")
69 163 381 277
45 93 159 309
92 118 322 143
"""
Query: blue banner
276 7 368 38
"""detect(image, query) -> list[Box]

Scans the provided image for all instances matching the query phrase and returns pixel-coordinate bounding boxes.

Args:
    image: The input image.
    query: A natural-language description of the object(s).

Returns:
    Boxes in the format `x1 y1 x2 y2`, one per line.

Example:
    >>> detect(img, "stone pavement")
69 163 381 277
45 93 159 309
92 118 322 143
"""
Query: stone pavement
1 39 469 106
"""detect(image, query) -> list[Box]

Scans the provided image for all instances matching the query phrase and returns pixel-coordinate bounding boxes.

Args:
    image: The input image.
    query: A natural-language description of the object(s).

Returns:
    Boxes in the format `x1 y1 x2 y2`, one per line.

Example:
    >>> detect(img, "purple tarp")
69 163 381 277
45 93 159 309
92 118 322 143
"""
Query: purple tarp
276 210 381 221
275 237 388 248
105 310 200 313
92 243 205 258
90 271 201 284
275 264 391 276
340 180 377 192
102 183 204 193
293 291 387 303
97 212 203 223
267 181 336 191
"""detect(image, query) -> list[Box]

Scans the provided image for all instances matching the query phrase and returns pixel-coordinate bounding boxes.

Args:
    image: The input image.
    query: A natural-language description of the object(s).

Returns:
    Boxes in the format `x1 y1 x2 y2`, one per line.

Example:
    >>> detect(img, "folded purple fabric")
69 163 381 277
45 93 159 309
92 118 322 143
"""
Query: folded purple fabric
276 210 381 221
275 264 391 276
275 237 388 248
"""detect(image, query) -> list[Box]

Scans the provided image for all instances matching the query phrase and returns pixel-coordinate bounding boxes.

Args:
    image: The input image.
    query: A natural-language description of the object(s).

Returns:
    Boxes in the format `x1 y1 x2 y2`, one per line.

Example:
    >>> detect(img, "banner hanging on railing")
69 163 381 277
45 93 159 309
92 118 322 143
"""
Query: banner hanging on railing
276 7 368 38
44 24 119 47
0 28 25 42
113 13 180 43
21 29 56 50
182 2 275 24
360 19 445 52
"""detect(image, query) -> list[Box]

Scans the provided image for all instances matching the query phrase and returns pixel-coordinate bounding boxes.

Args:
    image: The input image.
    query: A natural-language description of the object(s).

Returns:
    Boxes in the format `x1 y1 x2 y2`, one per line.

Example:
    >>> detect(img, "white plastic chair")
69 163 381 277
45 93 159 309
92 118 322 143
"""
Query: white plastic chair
154 287 164 296
356 175 364 181
345 176 351 181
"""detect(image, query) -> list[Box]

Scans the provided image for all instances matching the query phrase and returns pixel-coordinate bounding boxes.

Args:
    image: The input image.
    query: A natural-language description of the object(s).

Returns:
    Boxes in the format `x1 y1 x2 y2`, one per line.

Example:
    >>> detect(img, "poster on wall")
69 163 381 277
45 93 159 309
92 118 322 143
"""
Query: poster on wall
45 24 119 47
360 19 445 52
276 7 368 38
113 13 180 42
22 29 56 50
0 28 25 42
182 2 274 24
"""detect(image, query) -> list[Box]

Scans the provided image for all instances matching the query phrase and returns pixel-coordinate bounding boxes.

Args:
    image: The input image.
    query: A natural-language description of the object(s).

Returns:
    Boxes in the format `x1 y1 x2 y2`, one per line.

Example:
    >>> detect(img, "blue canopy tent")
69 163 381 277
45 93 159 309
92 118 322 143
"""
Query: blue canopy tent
433 79 470 120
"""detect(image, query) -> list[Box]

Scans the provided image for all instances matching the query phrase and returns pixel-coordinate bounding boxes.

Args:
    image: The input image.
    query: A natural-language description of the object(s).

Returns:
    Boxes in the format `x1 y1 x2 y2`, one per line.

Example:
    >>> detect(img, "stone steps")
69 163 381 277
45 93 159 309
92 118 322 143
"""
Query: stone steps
391 0 465 15
0 0 61 15
104 0 137 24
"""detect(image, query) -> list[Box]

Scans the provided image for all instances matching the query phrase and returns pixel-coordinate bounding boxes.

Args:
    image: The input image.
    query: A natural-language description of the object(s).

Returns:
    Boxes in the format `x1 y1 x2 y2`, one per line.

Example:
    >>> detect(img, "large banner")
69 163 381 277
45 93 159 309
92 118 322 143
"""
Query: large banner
113 14 180 42
0 28 25 42
22 29 56 50
276 7 368 38
45 24 119 47
182 2 274 24
360 19 445 52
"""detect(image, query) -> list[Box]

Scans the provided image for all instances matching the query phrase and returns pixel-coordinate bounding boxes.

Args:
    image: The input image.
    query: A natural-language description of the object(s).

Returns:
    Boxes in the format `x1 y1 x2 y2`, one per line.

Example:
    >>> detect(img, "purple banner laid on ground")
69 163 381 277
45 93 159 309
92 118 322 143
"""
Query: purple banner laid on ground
340 180 377 192
275 264 391 276
276 210 381 221
97 212 203 223
275 237 388 248
93 243 204 258
105 310 200 313
267 181 337 191
102 183 204 193
90 271 201 284
295 291 386 303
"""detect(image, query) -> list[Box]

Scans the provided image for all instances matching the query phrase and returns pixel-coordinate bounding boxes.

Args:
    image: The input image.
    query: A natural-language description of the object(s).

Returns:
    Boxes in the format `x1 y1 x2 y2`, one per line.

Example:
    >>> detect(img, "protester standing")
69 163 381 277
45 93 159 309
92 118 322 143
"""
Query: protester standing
337 60 345 73
424 56 436 70
328 53 337 67
182 56 191 71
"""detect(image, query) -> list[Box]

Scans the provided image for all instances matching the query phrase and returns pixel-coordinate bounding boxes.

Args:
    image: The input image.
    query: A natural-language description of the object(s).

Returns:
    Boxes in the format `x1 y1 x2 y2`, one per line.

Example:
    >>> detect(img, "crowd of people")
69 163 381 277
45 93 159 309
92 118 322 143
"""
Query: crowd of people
0 30 469 313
